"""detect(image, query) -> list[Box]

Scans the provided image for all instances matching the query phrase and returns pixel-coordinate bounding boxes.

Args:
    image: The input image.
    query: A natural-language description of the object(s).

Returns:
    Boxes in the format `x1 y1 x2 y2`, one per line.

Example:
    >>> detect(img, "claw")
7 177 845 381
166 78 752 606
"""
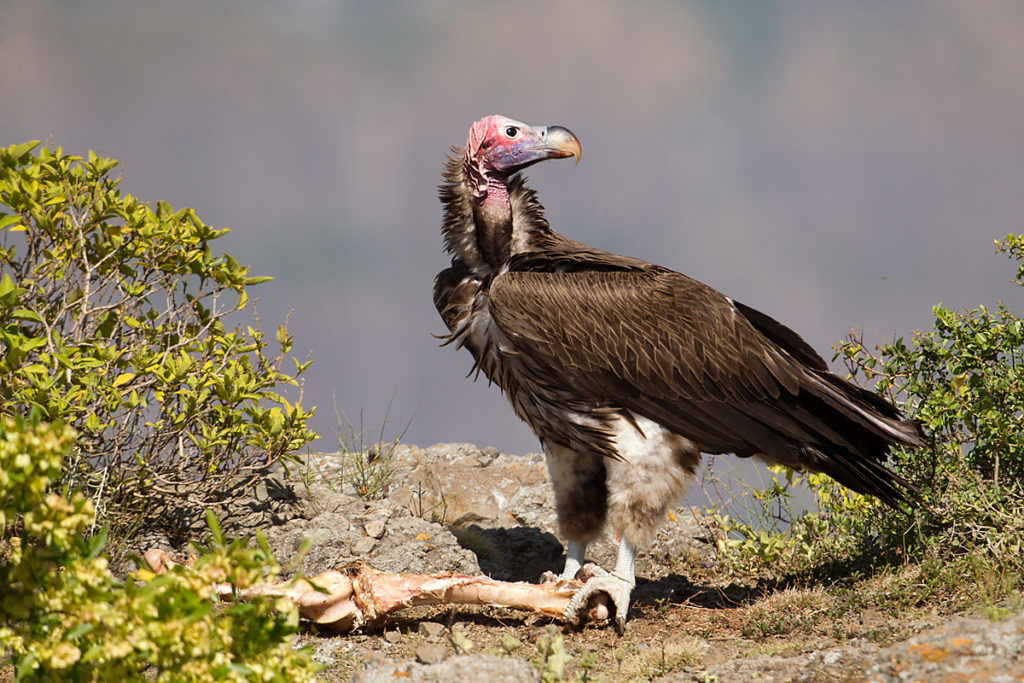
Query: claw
541 569 579 586
563 563 633 631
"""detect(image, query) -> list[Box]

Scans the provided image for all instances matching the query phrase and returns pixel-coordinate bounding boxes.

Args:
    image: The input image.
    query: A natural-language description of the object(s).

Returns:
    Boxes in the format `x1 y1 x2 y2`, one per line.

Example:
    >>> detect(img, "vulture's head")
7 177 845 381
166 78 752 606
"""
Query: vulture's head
463 115 581 197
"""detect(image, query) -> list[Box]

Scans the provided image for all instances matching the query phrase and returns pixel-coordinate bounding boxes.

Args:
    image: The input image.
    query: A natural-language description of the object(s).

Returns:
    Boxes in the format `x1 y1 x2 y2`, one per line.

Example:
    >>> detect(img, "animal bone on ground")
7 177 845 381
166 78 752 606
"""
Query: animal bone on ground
142 549 610 633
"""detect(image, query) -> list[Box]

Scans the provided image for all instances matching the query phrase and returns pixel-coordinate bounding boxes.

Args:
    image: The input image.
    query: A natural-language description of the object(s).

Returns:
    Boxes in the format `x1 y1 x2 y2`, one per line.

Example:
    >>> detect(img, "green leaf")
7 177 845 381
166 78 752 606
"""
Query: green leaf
14 652 38 681
112 372 135 388
6 140 41 160
10 309 42 323
0 272 20 299
87 526 109 559
206 509 225 547
65 622 95 641
225 602 255 615
19 363 49 375
78 644 105 665
243 276 273 286
0 215 24 231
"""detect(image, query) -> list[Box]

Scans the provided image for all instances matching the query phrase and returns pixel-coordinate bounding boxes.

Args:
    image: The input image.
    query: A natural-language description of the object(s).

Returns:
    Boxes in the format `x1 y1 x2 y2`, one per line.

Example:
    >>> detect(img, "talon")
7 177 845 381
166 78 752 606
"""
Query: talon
540 570 559 583
576 562 604 582
563 564 633 629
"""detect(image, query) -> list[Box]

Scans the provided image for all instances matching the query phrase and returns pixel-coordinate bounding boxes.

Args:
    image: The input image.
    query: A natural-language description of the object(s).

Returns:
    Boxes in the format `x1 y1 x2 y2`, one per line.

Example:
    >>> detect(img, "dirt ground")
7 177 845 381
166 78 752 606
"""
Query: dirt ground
126 443 1024 681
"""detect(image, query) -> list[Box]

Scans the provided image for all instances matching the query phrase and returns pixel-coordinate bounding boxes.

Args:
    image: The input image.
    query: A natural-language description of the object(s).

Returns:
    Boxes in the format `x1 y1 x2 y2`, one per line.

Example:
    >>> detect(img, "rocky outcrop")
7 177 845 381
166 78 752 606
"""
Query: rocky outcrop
131 442 1024 682
690 610 1024 682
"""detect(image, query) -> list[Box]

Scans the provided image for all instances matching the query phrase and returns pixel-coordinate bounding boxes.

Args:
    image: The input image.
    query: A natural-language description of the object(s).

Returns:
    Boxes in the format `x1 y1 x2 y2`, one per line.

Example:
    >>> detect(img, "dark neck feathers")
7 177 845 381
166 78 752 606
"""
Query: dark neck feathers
438 149 552 275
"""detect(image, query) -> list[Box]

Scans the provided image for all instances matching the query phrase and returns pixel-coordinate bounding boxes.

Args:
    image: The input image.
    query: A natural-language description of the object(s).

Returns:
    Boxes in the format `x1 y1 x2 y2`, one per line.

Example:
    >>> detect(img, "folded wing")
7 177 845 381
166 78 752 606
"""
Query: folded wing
488 268 923 505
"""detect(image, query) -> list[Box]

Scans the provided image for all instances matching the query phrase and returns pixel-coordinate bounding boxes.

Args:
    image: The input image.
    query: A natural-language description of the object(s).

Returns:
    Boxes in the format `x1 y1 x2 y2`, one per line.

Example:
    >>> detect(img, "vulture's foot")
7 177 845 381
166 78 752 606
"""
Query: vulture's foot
539 570 563 584
564 563 633 632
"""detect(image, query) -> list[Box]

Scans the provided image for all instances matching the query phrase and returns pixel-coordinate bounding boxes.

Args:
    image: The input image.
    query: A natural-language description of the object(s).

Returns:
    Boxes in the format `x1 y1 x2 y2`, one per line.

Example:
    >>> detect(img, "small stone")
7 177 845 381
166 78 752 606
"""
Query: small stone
477 446 500 466
383 629 403 645
364 519 386 539
414 643 447 665
352 536 376 554
418 621 446 640
311 641 338 665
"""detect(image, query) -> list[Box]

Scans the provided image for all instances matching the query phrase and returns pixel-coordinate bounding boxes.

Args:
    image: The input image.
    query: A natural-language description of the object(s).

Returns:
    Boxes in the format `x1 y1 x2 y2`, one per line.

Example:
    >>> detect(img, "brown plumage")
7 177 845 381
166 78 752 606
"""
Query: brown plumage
434 115 925 628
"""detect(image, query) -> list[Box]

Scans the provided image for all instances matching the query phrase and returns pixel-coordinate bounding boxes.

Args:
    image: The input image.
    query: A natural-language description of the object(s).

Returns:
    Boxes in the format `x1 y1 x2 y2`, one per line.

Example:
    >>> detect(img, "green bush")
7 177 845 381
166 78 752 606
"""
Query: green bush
833 234 1024 566
0 141 315 526
0 415 320 681
708 235 1024 588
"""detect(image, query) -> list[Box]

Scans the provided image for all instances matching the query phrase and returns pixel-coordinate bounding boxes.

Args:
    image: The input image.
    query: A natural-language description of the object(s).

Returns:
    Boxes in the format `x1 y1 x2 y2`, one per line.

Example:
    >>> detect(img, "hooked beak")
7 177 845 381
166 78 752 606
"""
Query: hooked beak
535 125 581 164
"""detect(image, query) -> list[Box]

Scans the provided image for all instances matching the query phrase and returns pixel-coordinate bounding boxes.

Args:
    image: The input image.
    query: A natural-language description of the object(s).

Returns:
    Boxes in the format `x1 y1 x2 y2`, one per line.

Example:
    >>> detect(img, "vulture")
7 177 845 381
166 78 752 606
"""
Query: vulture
433 115 925 629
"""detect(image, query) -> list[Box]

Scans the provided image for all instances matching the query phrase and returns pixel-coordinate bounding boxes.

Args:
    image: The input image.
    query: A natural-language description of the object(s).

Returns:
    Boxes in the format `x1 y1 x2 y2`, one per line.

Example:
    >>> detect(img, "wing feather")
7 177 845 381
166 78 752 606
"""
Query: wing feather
482 265 922 505
488 269 812 453
490 269 797 403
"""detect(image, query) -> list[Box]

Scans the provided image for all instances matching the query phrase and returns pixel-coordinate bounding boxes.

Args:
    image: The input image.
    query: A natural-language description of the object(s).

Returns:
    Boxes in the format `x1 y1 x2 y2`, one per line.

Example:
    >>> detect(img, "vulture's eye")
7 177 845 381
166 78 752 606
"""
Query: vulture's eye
504 126 519 138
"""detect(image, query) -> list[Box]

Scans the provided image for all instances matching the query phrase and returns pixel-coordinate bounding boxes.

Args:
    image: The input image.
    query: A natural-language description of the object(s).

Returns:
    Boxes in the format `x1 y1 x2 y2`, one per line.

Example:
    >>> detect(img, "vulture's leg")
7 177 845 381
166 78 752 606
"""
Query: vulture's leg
565 416 701 629
613 534 637 581
542 443 608 580
560 539 587 581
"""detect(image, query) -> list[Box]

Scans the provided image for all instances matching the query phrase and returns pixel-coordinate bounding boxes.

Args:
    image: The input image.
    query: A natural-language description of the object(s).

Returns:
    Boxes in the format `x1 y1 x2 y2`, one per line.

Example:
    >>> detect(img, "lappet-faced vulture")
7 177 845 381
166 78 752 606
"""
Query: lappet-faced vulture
434 115 924 629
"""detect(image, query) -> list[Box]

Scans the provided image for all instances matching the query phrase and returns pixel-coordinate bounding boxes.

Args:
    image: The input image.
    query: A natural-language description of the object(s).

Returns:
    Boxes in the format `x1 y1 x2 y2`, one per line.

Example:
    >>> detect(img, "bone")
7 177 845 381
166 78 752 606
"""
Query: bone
141 549 609 632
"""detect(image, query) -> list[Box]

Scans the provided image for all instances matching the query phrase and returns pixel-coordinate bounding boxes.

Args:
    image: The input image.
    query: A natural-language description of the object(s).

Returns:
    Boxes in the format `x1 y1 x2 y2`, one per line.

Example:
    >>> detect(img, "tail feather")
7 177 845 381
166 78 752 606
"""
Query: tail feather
805 444 920 508
795 373 926 508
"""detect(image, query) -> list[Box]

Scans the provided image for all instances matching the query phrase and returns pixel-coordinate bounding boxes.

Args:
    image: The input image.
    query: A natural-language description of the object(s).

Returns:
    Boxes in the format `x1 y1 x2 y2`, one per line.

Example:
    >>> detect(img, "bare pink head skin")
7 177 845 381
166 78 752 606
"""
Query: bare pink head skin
463 115 581 200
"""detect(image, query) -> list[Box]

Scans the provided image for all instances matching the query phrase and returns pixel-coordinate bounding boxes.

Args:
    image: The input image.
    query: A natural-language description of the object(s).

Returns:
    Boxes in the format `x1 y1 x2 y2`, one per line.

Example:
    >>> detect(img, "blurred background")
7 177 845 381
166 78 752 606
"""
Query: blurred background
3 1 1023 462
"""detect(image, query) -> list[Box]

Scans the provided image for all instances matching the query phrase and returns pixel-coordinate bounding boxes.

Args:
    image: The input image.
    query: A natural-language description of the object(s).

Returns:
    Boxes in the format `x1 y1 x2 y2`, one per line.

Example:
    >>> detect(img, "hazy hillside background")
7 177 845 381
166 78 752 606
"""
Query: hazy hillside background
3 1 1023 460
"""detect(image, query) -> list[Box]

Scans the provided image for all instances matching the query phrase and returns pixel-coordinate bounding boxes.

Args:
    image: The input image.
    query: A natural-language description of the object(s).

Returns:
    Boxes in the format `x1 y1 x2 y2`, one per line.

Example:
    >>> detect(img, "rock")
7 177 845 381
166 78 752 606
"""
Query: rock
413 643 447 665
364 519 386 539
418 621 446 640
366 515 480 575
132 441 713 597
682 609 1024 682
382 443 714 584
350 654 538 683
455 525 564 583
477 446 500 466
386 445 559 561
309 639 339 666
351 536 376 555
423 442 486 465
259 488 480 577
125 443 1024 680
255 441 707 588
864 611 1024 682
